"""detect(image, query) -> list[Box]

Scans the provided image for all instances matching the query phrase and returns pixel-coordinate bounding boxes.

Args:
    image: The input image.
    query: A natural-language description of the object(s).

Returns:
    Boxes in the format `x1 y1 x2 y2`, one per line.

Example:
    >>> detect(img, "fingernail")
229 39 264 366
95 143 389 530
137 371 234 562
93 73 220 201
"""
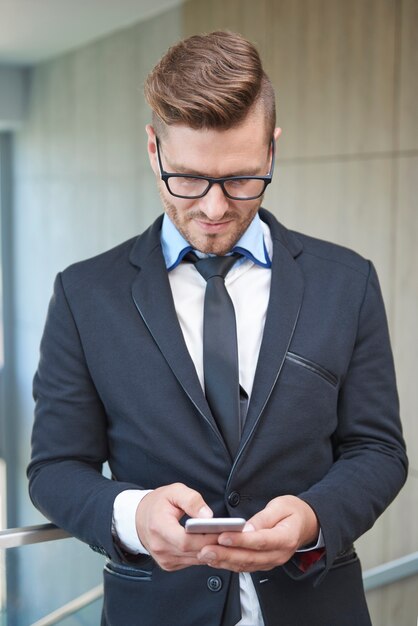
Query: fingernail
243 523 255 533
200 551 216 563
218 537 232 546
198 506 213 518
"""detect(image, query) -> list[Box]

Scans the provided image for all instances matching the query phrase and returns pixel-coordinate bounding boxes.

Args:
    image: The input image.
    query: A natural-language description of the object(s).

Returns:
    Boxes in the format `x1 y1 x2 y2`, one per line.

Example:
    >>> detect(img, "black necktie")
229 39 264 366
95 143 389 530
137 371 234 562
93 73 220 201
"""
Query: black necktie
187 253 241 458
187 253 243 626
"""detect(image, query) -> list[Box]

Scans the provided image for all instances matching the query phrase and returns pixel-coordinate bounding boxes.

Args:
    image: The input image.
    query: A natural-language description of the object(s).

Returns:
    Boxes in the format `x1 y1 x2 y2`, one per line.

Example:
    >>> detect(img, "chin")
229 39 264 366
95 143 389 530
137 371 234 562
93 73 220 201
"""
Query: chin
188 226 243 255
199 240 232 256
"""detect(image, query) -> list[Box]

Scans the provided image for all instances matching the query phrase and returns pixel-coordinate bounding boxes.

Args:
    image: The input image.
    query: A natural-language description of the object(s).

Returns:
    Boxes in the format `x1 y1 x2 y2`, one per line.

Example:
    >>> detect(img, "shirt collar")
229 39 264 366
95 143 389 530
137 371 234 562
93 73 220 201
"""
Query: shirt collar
161 212 272 271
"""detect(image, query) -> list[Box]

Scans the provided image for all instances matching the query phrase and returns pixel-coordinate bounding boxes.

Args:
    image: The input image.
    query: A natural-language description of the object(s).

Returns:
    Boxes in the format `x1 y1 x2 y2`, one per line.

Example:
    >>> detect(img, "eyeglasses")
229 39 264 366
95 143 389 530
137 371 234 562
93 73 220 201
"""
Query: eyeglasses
155 136 275 200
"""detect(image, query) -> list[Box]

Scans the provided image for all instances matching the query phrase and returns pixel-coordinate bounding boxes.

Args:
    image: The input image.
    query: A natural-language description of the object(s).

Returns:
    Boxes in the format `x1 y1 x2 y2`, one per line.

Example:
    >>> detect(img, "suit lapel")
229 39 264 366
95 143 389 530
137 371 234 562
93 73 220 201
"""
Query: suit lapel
129 217 225 448
240 213 304 446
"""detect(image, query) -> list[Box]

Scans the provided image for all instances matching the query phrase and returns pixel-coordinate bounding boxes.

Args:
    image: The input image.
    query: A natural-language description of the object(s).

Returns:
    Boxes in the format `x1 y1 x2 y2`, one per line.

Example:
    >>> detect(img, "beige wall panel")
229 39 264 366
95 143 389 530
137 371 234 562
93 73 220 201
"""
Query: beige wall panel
356 507 390 570
183 0 269 49
267 157 394 312
357 485 418 625
393 157 418 472
269 0 397 159
135 7 183 91
366 573 418 626
387 475 418 559
183 0 397 159
398 0 418 150
356 475 417 572
357 477 416 626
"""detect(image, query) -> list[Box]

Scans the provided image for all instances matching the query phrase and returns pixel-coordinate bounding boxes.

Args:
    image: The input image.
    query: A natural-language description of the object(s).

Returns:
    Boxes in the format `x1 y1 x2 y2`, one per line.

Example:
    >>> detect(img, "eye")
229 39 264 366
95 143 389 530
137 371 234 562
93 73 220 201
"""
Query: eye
177 177 200 186
228 178 248 187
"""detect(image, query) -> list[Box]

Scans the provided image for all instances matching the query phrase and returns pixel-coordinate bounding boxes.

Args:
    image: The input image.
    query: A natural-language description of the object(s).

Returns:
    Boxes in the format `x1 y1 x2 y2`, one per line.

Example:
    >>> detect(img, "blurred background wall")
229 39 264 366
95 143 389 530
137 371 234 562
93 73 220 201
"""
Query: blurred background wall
0 0 417 624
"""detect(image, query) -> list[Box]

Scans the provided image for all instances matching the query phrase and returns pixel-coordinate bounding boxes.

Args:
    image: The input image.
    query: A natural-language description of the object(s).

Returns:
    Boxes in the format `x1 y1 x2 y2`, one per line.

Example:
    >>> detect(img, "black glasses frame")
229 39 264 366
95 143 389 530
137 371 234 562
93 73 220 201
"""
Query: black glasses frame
155 136 275 200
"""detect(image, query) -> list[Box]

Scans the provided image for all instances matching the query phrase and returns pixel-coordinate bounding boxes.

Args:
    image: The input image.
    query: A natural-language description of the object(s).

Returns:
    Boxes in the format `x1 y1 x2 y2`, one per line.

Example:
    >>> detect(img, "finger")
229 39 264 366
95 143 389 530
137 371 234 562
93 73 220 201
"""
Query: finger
158 553 209 572
246 502 291 532
144 522 220 566
216 500 291 549
166 483 213 520
218 526 290 551
175 531 222 555
146 484 213 546
137 486 218 562
197 545 288 573
149 513 220 554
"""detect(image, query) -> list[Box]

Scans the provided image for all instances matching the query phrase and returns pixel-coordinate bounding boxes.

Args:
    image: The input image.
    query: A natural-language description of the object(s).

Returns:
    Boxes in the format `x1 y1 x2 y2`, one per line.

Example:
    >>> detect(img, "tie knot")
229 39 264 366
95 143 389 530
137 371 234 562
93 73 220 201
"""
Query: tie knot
186 252 241 282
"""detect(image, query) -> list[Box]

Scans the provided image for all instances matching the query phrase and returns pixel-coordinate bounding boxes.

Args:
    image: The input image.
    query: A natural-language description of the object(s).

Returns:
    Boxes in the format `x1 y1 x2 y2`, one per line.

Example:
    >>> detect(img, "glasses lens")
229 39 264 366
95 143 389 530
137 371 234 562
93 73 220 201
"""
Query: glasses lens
224 178 266 199
167 176 210 198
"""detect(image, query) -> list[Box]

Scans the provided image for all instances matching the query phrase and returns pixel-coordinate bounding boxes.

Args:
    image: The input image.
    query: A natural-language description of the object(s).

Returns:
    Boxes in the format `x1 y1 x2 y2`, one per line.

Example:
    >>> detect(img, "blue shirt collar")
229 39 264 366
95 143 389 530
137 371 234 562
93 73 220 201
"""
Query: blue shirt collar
161 212 272 271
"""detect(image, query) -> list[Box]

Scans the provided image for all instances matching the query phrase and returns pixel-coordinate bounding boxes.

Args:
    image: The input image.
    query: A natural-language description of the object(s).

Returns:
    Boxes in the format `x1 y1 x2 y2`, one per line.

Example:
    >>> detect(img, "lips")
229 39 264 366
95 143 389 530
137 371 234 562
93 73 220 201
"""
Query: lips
195 219 233 233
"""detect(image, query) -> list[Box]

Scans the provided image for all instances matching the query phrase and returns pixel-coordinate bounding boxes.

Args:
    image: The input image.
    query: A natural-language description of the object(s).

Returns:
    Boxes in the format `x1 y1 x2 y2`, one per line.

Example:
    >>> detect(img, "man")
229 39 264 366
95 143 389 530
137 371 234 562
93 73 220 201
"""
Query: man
28 31 407 625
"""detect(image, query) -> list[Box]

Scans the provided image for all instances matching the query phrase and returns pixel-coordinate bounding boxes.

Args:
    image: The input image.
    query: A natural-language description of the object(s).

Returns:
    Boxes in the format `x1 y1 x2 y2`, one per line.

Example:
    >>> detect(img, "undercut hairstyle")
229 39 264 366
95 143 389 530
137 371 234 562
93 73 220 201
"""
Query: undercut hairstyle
144 31 276 141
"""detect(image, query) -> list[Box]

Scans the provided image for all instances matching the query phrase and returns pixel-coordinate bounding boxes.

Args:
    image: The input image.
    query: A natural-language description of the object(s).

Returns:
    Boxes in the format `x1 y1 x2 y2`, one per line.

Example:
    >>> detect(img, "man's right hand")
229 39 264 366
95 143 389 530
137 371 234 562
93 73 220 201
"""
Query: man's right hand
135 483 219 571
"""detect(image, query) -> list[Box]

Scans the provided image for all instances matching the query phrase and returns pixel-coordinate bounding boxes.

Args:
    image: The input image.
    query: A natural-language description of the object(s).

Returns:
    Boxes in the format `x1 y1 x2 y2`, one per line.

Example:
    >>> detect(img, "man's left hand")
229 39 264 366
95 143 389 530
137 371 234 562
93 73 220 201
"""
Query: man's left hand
197 495 319 573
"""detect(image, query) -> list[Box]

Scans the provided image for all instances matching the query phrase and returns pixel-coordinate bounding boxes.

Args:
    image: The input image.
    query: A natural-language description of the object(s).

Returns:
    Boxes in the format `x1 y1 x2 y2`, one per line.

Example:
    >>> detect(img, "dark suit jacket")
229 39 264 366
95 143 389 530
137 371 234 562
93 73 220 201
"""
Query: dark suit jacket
28 209 408 626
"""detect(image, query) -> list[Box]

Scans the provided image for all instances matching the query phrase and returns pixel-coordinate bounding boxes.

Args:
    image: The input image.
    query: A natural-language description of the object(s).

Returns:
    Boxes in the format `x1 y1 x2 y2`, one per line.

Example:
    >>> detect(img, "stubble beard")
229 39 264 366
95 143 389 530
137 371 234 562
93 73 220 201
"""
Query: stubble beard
159 186 263 256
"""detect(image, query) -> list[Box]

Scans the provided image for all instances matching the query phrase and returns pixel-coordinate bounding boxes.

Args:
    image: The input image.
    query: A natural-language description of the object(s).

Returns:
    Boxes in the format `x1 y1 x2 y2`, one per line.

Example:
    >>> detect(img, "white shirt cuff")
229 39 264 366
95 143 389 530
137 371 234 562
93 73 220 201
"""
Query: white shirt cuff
296 528 324 552
112 489 153 554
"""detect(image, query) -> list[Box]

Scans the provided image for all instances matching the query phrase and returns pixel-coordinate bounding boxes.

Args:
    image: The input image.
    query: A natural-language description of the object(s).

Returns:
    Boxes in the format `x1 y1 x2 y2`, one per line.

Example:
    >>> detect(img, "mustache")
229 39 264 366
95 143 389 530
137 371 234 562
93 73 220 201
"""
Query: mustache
187 211 238 221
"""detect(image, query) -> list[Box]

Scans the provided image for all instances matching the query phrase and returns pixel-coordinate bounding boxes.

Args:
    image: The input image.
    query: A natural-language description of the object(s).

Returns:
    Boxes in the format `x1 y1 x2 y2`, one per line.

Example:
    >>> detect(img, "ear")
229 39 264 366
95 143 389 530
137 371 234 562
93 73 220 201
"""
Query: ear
145 124 158 175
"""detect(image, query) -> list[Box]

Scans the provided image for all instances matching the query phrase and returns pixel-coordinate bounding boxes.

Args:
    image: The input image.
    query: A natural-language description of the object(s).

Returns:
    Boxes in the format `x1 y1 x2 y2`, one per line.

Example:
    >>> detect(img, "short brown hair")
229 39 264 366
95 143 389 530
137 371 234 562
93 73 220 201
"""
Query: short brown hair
144 31 276 140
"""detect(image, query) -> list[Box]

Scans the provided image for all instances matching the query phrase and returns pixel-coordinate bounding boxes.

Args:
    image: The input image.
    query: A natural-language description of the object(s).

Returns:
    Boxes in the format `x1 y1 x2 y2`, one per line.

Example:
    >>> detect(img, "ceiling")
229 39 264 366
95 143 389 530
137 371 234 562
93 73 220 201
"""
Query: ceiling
0 0 183 66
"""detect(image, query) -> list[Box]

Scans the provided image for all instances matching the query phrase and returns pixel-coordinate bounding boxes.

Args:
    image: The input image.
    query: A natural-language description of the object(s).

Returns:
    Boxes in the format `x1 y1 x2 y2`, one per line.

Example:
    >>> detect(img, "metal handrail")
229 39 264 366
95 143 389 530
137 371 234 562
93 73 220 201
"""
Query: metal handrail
0 523 417 624
0 523 70 548
30 584 103 626
363 550 418 591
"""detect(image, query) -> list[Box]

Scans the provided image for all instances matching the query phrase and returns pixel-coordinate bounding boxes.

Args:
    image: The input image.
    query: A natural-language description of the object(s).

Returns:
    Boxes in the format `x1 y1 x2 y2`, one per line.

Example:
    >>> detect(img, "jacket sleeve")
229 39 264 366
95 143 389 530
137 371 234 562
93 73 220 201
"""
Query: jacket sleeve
289 261 408 583
27 272 141 563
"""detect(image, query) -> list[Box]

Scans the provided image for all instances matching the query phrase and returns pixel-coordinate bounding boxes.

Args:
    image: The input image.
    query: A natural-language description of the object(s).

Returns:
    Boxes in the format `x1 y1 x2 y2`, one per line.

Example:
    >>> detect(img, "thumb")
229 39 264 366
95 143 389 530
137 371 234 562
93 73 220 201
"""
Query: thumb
244 501 288 532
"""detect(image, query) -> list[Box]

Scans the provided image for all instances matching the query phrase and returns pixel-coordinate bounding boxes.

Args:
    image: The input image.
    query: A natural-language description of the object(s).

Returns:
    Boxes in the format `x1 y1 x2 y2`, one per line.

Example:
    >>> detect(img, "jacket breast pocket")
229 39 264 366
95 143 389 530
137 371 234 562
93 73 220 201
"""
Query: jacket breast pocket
285 352 338 387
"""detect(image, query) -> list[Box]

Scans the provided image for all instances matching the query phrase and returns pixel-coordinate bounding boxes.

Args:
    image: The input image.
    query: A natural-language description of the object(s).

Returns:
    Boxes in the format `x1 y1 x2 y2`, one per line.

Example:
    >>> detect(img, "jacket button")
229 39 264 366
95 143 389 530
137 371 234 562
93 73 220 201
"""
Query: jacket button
207 576 222 592
228 491 240 507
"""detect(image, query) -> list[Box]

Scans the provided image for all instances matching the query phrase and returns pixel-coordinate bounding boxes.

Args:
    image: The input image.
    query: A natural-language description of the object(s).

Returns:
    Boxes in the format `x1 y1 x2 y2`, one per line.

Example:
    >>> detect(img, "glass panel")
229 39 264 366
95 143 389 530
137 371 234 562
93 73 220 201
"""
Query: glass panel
0 453 6 613
0 134 7 617
4 538 103 625
52 597 102 625
0 147 3 371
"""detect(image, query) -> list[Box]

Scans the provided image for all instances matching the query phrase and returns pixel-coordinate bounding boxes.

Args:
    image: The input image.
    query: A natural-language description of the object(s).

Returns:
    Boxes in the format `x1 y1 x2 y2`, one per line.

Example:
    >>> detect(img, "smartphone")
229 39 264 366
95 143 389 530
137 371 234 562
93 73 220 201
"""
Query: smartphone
185 517 246 534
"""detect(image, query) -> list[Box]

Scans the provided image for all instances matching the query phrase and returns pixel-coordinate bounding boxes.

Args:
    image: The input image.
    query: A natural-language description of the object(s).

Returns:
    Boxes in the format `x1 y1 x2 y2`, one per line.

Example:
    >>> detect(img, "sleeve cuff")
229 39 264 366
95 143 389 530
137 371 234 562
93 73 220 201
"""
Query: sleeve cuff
112 489 153 554
296 528 324 552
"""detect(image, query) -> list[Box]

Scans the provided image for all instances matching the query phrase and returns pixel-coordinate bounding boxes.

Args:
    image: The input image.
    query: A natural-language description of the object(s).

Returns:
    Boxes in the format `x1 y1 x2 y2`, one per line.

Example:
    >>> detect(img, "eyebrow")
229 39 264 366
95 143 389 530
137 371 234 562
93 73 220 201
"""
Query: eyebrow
166 160 264 178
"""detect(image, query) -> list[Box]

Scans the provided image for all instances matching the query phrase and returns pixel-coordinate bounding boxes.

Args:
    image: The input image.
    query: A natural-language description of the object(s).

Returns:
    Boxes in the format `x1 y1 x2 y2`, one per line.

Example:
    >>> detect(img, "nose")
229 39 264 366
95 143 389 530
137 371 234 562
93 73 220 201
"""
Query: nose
200 182 230 221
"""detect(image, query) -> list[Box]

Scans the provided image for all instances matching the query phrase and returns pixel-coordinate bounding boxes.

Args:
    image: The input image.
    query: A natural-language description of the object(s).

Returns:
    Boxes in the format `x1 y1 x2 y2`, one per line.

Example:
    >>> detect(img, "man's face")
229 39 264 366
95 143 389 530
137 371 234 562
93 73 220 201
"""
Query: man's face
146 110 281 256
